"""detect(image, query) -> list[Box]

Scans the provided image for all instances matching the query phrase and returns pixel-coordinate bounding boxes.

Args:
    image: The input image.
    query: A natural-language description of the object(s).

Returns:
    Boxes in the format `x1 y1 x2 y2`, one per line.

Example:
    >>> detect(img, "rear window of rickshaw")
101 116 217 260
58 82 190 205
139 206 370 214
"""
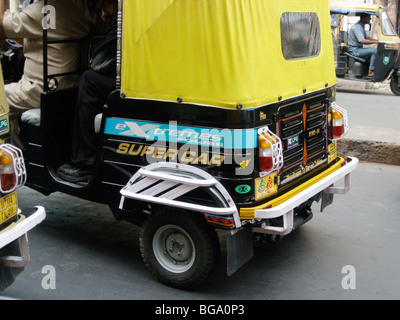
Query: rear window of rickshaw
280 12 321 60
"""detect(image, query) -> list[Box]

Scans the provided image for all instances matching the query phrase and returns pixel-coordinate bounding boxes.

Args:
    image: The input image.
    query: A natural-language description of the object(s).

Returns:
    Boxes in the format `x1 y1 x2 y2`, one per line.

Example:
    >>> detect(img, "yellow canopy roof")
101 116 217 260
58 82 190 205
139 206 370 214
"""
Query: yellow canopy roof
121 0 336 109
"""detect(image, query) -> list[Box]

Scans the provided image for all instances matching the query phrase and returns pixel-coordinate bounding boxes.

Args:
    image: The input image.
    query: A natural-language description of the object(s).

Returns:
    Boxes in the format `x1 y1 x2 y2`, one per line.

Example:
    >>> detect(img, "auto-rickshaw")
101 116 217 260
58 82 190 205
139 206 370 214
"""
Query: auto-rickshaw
2 0 358 289
0 3 45 291
330 0 400 96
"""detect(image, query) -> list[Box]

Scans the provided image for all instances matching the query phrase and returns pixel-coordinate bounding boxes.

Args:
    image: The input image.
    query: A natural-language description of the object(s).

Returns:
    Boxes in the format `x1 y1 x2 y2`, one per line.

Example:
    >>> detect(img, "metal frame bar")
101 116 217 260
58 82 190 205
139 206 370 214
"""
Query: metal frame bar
0 144 27 193
253 157 358 235
42 0 94 92
0 207 46 267
116 0 123 89
119 162 241 228
0 233 30 268
43 0 48 92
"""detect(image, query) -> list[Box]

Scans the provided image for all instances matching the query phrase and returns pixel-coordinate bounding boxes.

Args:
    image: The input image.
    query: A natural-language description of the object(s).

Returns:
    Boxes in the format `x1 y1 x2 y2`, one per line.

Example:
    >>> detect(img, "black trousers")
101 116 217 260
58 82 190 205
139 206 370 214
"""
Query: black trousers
71 70 116 162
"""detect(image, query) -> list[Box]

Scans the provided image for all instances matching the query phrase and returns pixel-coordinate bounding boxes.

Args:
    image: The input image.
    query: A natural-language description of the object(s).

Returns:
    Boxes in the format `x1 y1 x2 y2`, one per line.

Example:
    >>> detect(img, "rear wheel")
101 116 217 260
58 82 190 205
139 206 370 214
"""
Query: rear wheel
390 75 400 96
140 207 220 289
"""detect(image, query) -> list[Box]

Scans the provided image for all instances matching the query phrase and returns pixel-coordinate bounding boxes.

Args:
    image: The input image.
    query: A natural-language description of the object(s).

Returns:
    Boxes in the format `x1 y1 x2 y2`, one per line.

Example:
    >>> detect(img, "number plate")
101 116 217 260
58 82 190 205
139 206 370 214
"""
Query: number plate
328 142 337 163
0 192 18 226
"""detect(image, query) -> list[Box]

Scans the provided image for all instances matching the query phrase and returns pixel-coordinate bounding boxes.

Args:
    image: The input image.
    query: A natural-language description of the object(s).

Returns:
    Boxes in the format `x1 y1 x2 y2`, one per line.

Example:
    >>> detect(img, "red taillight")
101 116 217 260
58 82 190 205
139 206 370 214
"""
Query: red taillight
0 144 26 193
332 124 345 139
329 103 348 140
1 174 17 191
260 156 274 172
0 151 16 191
258 127 283 175
331 109 345 139
259 137 273 172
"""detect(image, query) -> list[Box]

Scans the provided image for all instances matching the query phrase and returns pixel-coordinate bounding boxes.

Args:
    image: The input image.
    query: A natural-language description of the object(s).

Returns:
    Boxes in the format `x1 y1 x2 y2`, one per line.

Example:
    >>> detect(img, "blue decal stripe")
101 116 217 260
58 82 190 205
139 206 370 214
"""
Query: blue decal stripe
104 118 257 149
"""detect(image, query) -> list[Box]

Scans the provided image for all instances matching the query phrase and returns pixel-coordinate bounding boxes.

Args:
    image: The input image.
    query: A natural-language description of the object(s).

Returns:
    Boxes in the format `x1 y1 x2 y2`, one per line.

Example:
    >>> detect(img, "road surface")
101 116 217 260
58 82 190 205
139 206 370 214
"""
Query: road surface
1 161 400 300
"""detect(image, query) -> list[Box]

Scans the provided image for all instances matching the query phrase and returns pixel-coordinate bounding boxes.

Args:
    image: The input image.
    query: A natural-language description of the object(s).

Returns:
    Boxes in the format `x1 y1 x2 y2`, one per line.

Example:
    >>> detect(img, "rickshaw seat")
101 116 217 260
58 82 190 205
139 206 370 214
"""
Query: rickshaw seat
21 108 102 135
344 52 367 64
94 113 102 134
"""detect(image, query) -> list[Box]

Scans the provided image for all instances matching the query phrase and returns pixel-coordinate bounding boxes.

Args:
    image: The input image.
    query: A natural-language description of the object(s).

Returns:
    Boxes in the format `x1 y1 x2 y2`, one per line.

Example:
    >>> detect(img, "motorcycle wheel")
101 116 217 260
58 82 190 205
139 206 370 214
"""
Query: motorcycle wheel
390 75 400 96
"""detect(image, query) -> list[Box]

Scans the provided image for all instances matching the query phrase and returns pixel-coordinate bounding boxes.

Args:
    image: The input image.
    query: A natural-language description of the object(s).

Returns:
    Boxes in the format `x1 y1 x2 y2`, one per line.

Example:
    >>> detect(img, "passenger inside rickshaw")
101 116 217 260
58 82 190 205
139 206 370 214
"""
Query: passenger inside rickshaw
0 0 106 148
0 1 118 184
57 0 118 183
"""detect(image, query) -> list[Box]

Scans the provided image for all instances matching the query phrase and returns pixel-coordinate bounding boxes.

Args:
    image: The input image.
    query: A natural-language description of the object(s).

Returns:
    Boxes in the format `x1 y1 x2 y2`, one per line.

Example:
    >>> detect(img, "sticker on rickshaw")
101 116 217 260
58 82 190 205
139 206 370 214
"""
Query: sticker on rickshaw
116 143 226 167
203 214 235 227
0 115 9 134
255 173 278 201
105 118 257 149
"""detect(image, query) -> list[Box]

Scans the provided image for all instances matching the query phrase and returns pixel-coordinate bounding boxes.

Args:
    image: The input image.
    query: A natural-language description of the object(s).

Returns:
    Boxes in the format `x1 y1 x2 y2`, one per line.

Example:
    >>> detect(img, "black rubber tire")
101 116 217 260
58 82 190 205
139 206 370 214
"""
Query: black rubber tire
390 76 400 96
140 207 220 289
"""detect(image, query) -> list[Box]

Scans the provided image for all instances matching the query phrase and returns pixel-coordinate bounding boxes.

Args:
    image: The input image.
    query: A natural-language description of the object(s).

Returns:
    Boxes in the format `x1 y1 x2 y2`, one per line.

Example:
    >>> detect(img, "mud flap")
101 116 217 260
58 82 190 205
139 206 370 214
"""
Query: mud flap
321 184 334 212
227 226 253 277
321 193 334 212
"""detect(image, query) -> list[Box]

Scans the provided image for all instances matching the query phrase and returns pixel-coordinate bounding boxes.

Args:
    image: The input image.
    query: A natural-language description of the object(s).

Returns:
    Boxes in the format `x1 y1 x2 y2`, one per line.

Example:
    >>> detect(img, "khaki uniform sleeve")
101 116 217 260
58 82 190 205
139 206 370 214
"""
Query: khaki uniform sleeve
3 3 44 39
